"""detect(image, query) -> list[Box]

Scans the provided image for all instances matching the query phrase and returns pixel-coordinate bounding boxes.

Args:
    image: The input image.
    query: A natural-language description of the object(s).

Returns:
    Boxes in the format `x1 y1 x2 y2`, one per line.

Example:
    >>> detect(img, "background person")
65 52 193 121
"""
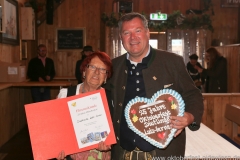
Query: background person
27 44 56 102
57 51 113 160
195 47 227 93
186 54 205 91
75 45 94 84
105 12 204 159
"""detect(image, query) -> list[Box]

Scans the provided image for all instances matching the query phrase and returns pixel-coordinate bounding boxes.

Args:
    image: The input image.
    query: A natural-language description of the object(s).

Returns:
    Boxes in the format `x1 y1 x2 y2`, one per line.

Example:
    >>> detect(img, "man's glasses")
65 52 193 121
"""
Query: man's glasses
87 64 108 74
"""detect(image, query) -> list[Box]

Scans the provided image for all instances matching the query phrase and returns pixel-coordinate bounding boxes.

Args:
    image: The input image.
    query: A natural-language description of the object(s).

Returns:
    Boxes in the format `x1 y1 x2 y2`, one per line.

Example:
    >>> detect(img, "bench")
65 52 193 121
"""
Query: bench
223 104 240 147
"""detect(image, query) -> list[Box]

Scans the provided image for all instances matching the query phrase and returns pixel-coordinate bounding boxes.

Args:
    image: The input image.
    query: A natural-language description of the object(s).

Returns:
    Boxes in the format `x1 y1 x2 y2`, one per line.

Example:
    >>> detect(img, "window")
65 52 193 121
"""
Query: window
171 39 183 56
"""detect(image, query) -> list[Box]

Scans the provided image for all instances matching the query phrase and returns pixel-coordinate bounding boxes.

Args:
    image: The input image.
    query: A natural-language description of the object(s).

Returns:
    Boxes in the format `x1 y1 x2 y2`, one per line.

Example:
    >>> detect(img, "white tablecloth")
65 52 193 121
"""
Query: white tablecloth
185 123 240 158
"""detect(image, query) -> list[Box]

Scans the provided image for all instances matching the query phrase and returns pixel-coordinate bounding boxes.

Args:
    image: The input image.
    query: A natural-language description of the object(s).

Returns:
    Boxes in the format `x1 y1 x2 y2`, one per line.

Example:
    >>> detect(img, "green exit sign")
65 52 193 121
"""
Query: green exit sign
150 13 167 20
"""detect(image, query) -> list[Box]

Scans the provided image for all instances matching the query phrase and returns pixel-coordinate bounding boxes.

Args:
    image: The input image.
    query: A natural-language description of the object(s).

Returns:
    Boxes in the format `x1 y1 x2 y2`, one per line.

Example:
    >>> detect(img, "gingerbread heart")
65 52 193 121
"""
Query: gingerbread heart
124 89 185 149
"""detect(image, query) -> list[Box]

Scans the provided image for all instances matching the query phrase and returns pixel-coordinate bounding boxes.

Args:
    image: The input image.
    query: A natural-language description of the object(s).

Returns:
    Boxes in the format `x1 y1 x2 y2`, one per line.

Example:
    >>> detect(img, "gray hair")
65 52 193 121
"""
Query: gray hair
118 12 148 31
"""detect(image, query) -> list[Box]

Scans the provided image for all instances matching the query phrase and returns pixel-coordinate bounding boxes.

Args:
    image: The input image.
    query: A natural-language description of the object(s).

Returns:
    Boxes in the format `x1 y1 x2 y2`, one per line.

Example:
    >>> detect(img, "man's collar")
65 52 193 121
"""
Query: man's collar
38 55 46 60
126 45 151 65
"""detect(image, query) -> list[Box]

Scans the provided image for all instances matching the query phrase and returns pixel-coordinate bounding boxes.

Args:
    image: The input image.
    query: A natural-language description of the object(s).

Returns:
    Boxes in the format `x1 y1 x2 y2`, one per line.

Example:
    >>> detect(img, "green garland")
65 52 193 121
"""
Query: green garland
101 10 213 32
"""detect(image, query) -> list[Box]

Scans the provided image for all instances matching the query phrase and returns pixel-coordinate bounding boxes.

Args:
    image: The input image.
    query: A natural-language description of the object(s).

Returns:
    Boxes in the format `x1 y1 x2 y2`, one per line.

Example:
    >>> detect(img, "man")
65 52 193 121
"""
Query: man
75 45 94 84
105 12 204 159
27 44 56 102
186 54 205 90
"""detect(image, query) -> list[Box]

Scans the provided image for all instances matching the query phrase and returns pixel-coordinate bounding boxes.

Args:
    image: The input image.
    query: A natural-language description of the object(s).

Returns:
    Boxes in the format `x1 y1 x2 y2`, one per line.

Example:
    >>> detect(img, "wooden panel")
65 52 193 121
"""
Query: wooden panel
2 0 239 79
37 0 100 77
34 0 239 78
211 0 238 45
20 7 35 40
0 87 31 147
215 45 240 92
202 94 240 139
150 33 166 50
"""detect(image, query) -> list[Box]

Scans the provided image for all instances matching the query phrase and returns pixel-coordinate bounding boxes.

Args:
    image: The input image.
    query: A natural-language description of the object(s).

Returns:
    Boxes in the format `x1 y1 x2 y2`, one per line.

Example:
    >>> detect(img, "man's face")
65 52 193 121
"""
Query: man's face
190 59 197 66
120 17 150 62
84 51 93 56
38 47 47 58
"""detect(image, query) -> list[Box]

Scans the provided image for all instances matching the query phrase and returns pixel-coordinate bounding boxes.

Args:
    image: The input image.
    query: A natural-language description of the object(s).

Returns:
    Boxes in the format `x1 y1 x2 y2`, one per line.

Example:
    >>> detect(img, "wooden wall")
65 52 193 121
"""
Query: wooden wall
34 0 239 78
0 87 31 147
0 0 29 68
0 0 239 78
215 45 240 93
202 93 240 139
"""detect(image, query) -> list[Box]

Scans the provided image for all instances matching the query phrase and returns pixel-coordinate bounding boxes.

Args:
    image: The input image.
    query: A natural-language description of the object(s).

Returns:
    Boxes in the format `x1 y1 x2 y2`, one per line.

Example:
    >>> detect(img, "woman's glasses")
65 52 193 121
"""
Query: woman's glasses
87 64 108 74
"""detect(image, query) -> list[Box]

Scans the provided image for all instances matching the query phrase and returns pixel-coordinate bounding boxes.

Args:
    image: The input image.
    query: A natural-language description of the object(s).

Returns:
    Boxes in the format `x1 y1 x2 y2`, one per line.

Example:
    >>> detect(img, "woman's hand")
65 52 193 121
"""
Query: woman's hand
57 150 66 160
96 141 111 151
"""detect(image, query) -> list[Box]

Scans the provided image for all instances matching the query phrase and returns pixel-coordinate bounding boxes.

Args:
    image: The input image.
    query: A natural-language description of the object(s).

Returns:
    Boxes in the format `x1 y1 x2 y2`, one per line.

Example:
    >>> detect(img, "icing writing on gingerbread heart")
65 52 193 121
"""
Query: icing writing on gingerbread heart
125 89 185 149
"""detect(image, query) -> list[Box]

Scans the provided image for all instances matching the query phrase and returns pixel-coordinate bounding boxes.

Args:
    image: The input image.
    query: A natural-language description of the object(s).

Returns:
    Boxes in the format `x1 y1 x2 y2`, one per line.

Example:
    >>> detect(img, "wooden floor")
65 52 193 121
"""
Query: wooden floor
0 125 34 160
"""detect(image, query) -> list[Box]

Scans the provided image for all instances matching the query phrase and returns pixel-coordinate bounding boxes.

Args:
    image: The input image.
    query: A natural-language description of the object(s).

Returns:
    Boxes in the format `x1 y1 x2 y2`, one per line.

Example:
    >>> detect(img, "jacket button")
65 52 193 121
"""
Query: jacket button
117 137 119 140
122 86 125 90
117 120 120 123
125 70 127 74
119 103 122 106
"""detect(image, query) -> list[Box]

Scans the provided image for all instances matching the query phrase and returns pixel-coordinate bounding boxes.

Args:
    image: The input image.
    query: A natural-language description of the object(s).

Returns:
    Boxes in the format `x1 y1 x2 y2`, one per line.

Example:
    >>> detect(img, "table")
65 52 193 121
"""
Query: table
11 81 71 87
53 76 76 81
186 123 240 158
0 81 72 91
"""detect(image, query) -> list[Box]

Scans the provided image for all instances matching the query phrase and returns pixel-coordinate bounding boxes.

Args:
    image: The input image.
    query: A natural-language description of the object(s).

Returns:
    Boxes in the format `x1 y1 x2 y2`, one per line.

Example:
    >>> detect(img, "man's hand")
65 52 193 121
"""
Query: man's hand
45 75 51 81
194 65 203 73
170 112 194 137
38 77 44 82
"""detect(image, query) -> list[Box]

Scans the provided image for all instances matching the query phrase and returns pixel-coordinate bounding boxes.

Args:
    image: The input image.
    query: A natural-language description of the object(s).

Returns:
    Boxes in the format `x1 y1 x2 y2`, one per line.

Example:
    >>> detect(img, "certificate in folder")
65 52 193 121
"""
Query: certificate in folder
25 88 116 160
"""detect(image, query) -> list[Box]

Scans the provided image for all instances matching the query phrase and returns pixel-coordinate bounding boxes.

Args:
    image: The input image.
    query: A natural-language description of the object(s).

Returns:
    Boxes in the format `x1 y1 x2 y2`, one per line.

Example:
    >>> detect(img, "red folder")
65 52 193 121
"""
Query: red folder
25 88 116 160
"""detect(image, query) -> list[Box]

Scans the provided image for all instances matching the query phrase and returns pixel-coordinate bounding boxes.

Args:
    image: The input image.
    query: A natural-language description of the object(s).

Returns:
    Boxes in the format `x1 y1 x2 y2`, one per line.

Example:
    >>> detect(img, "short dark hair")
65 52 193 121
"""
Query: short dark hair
189 54 198 60
118 12 148 32
80 51 113 79
82 45 93 53
38 44 46 50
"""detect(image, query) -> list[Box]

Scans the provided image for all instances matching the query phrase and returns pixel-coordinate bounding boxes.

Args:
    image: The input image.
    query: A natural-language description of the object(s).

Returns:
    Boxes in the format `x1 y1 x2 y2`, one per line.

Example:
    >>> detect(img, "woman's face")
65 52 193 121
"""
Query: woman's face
84 56 108 89
205 52 210 63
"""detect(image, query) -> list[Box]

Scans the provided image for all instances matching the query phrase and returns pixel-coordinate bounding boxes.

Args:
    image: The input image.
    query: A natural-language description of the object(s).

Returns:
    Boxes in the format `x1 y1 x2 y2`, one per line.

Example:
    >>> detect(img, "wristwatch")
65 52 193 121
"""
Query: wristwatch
189 121 197 128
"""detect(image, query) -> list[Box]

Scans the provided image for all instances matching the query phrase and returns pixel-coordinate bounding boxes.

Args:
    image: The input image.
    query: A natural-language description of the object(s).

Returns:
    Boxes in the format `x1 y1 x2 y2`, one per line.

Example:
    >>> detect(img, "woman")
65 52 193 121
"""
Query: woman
195 47 227 93
57 51 113 160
